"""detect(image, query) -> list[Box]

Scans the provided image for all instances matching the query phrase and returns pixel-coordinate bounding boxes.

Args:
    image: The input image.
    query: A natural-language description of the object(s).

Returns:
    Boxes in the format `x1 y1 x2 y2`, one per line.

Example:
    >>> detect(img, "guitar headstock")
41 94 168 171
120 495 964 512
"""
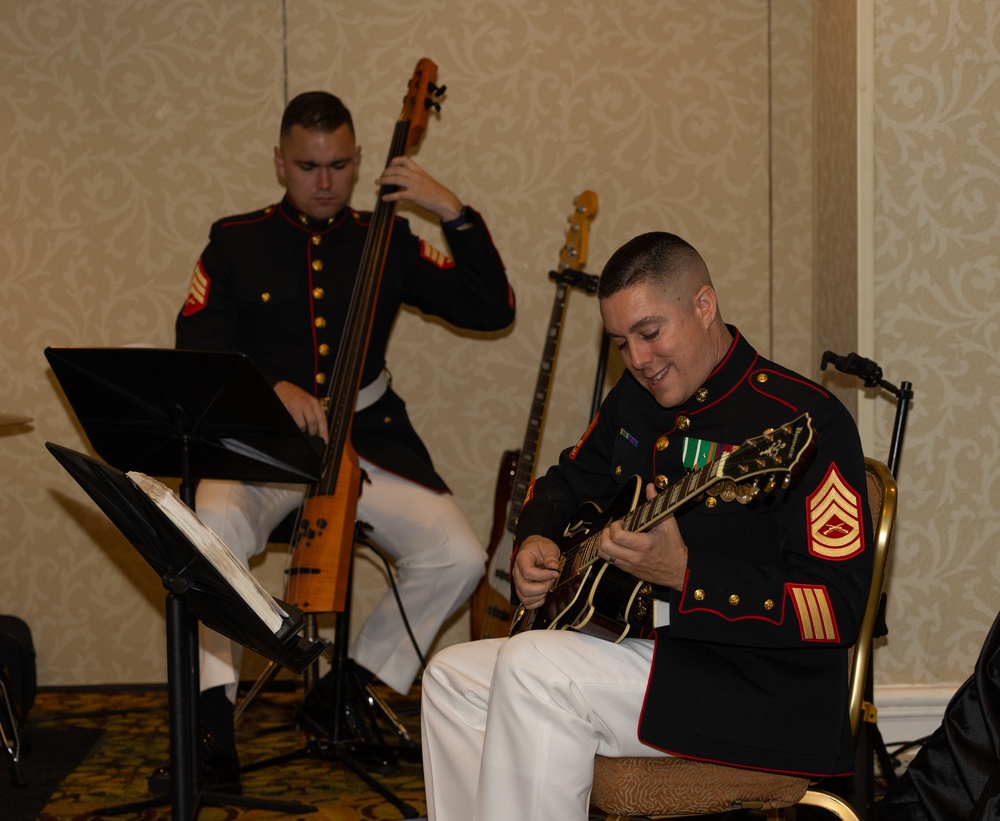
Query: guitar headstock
717 412 815 490
401 58 444 152
558 190 598 273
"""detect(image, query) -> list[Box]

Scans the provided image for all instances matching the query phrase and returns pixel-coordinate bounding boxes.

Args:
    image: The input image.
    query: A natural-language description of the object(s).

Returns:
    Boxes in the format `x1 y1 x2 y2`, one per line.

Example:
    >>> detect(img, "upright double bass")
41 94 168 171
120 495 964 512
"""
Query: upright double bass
284 59 444 613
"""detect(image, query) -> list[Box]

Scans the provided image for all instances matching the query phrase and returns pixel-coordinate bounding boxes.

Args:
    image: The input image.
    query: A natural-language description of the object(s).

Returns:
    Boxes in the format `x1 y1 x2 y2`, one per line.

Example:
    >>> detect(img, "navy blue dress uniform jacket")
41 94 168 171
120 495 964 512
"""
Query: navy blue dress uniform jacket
514 329 873 777
176 196 515 491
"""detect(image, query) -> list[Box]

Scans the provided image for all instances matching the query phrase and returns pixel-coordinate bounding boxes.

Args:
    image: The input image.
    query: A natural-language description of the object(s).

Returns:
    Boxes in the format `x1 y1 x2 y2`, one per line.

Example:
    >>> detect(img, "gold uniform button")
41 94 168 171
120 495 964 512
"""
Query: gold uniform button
318 343 330 356
654 474 669 490
677 415 690 431
764 599 775 611
315 373 326 385
655 436 669 451
728 594 740 606
383 416 392 424
695 388 709 403
315 316 326 328
313 287 325 299
260 292 271 303
705 496 717 508
614 465 622 477
264 205 275 215
311 234 322 246
298 214 309 225
311 259 324 272
756 373 768 383
693 589 705 601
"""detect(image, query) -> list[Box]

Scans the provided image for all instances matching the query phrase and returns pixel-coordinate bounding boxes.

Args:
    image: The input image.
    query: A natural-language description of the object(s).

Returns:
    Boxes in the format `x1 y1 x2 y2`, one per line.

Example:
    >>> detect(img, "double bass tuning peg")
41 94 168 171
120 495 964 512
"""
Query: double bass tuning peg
424 82 445 113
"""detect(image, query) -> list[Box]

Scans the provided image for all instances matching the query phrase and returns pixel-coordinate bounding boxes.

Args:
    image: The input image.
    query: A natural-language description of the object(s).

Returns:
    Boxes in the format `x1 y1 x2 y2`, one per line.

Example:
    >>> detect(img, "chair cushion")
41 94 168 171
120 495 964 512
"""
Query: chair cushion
592 755 810 815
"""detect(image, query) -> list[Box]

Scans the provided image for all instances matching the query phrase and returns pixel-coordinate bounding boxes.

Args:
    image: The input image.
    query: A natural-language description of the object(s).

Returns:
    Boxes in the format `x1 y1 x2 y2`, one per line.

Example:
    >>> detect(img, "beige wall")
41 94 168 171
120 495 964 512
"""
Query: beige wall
871 1 1000 686
2 0 993 696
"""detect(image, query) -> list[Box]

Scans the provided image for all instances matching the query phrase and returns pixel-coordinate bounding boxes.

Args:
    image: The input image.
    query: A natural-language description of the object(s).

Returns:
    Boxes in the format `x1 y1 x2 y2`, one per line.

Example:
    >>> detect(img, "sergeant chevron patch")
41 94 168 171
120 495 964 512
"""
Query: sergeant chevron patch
789 584 839 642
182 260 210 316
806 464 864 561
419 239 456 269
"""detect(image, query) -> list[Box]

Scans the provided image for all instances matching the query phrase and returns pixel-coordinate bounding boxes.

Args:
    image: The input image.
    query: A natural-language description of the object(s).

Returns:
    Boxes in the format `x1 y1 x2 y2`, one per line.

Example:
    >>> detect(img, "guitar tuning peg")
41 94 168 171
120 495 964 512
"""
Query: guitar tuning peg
763 476 777 494
781 475 792 490
425 99 442 113
428 82 447 96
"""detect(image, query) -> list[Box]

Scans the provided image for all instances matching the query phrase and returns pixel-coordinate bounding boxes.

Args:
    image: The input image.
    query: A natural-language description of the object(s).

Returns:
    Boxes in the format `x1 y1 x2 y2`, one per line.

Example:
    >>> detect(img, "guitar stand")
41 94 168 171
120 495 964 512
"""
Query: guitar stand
239 524 421 820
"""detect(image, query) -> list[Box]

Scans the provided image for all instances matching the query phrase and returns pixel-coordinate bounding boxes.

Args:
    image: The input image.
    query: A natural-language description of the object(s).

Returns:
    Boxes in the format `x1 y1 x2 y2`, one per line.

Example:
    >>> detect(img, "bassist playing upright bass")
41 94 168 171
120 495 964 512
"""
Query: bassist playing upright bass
172 76 515 792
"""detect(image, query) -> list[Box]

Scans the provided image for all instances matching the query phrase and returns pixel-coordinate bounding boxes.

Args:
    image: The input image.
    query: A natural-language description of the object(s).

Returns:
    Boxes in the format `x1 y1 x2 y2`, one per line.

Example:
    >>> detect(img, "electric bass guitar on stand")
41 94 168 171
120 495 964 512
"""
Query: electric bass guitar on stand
470 191 599 640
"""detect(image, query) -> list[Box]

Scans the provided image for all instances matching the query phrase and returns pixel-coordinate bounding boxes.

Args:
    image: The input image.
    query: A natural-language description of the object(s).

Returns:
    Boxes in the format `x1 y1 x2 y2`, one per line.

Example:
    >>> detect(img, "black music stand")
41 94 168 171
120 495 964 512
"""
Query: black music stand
44 347 324 819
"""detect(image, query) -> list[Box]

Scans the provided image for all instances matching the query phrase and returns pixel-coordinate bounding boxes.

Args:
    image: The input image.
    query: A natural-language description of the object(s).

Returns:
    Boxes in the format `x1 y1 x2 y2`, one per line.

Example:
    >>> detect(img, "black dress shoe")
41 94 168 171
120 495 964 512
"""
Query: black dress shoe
147 732 242 795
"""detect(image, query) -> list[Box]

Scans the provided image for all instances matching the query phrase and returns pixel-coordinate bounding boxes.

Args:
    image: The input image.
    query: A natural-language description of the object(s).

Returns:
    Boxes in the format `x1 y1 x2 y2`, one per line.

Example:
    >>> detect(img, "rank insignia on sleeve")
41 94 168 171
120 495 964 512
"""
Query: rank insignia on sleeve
419 239 456 269
788 584 839 642
806 464 864 561
182 260 210 316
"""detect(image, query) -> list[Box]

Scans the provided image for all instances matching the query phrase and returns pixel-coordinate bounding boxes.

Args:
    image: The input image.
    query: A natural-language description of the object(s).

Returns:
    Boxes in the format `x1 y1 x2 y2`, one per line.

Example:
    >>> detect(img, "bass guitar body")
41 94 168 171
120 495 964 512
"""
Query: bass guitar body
509 477 654 643
469 448 519 640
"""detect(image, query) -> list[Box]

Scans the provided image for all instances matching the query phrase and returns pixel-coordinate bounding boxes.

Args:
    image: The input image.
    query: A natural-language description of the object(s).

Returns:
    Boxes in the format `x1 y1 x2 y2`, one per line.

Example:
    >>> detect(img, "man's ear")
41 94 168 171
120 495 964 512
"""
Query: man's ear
273 145 286 185
693 284 718 329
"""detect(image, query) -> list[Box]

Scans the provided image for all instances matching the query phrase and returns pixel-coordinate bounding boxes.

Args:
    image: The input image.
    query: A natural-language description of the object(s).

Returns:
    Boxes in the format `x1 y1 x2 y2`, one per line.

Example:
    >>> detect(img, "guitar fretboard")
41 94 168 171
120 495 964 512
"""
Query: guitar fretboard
567 454 730 577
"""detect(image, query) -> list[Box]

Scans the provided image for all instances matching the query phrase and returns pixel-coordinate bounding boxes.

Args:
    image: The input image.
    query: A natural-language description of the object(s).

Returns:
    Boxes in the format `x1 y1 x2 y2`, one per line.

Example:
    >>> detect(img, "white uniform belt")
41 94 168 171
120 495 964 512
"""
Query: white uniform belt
354 369 390 412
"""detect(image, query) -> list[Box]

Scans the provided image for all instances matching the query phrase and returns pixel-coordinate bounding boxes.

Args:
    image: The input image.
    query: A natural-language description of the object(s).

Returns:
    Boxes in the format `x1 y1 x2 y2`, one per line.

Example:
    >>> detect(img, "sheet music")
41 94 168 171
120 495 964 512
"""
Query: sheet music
126 471 289 635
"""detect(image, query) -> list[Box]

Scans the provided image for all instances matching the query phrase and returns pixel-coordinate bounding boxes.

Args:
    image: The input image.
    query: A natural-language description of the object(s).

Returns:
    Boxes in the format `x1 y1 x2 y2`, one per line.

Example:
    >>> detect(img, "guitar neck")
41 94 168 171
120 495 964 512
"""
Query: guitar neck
505 279 571 530
572 456 732 571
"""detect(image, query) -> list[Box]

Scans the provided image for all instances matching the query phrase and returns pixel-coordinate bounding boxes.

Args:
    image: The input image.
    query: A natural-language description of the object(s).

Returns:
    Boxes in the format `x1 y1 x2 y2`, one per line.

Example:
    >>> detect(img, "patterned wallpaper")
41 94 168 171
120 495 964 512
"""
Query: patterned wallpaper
3 0 989 696
872 0 1000 684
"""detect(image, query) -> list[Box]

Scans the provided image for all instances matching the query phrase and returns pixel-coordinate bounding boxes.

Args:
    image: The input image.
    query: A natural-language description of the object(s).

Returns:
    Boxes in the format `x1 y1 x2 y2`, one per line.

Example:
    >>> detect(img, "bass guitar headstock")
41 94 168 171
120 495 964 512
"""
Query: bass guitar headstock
558 190 598 274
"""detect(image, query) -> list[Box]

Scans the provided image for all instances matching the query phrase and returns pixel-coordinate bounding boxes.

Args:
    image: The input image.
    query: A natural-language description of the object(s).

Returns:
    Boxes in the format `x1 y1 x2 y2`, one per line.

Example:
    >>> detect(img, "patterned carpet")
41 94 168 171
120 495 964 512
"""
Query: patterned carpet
17 684 426 820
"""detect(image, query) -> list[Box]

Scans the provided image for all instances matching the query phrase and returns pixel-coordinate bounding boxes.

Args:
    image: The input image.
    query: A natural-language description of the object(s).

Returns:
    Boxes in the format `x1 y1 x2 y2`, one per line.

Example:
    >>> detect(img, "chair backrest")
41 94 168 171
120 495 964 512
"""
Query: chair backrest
846 458 897 736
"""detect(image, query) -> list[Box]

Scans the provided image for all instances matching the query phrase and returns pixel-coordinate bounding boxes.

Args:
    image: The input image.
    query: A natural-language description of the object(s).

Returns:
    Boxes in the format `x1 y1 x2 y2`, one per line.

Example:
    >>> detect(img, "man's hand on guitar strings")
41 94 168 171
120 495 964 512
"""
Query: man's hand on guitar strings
601 482 688 591
512 536 561 611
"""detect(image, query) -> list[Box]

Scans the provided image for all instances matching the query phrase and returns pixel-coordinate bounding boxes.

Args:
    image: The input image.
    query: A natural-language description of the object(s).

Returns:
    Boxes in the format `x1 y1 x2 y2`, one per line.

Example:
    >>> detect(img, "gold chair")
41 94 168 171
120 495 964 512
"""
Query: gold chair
591 457 897 820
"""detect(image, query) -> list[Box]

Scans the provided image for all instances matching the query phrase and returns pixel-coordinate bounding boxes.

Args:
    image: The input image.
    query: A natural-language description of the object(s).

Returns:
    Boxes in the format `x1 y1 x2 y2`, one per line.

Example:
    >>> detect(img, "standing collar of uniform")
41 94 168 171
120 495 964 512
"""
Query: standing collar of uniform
278 195 350 232
684 326 759 411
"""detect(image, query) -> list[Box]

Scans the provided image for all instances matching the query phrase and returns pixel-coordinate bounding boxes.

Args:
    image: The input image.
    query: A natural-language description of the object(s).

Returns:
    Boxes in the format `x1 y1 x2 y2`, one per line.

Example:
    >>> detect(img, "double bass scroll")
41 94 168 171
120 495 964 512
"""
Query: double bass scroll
284 59 444 614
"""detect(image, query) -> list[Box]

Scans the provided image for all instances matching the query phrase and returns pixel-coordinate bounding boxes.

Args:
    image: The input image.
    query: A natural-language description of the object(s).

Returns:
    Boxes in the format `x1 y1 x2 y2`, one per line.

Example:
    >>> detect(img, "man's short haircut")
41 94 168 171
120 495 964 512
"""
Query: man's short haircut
597 232 707 300
280 91 354 137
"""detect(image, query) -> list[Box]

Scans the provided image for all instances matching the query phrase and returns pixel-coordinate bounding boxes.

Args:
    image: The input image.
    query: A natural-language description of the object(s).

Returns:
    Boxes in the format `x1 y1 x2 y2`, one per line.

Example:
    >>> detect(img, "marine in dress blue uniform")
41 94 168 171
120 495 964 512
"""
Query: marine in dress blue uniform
164 90 514 794
420 232 872 821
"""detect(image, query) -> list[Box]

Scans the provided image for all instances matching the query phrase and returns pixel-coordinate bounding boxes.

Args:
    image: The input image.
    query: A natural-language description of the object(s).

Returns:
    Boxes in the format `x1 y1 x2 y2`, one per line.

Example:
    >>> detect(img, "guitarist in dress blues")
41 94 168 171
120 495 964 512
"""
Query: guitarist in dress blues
421 232 873 821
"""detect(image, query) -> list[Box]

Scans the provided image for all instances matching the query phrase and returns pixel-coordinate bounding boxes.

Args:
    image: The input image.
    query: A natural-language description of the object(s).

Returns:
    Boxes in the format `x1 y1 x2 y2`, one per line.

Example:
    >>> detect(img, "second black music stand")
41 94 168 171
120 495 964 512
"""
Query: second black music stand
45 347 324 819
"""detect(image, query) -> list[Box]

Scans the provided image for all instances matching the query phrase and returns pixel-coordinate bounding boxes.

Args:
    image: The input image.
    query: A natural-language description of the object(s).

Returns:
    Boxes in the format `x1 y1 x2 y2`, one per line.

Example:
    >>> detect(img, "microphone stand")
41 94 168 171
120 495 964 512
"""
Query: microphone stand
821 350 914 818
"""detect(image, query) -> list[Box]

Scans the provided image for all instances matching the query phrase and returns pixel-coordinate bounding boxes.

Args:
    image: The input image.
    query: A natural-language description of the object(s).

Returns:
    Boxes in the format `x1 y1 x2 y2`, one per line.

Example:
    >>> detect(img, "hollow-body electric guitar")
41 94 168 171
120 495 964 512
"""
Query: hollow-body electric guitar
509 413 816 643
469 191 598 639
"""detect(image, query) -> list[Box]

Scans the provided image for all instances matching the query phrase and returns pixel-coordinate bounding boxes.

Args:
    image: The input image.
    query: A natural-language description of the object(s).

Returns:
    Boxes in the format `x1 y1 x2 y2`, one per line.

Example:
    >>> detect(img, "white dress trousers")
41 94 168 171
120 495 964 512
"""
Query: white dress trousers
197 457 486 700
420 630 667 821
